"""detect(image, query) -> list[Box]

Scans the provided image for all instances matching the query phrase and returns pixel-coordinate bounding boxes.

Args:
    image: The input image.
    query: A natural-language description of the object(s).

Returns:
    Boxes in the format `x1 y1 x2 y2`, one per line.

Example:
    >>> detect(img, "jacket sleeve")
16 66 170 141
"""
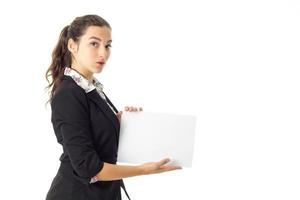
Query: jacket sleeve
51 86 104 185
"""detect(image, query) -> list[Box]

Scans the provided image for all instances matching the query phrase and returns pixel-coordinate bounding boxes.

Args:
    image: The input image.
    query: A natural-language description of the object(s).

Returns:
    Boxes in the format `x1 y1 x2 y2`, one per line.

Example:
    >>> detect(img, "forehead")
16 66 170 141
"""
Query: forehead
81 26 112 42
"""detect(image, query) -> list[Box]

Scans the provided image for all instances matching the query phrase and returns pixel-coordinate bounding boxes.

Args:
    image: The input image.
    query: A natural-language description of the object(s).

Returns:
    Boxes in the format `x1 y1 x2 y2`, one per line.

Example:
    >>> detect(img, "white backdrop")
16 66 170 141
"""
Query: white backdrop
0 0 299 199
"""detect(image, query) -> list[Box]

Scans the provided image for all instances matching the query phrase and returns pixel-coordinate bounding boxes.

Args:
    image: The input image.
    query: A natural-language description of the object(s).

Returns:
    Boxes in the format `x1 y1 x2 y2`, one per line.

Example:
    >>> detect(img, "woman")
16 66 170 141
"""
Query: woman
44 14 181 200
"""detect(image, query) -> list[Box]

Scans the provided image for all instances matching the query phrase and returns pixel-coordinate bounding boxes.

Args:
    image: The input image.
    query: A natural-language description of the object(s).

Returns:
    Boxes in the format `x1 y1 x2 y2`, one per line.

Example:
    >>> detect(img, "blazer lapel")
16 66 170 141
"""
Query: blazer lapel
86 89 120 136
62 75 120 139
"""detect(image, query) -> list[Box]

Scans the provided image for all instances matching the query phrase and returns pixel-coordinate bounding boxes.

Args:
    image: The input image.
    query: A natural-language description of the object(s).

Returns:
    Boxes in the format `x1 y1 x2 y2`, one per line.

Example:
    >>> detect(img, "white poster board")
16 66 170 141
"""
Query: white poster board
117 111 197 167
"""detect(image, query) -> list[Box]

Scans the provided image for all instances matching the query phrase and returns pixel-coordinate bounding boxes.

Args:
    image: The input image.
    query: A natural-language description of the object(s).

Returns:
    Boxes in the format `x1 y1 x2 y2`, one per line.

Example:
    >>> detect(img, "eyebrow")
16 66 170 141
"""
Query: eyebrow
88 36 112 43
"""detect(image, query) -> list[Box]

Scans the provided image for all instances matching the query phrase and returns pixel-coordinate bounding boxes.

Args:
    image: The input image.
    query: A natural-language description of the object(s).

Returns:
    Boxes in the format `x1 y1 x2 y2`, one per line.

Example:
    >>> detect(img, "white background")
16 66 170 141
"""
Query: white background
0 0 299 199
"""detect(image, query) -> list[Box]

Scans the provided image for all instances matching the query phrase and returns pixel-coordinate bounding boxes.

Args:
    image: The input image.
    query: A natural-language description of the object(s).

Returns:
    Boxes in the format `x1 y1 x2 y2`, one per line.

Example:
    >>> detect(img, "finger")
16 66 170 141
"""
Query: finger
139 107 143 111
159 166 182 173
125 106 129 111
160 165 182 170
116 111 122 118
157 158 171 166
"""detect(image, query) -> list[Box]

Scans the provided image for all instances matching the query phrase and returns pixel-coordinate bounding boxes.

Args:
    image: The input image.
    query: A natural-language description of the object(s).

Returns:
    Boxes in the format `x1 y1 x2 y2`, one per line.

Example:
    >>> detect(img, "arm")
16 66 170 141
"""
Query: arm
94 156 182 182
94 163 143 181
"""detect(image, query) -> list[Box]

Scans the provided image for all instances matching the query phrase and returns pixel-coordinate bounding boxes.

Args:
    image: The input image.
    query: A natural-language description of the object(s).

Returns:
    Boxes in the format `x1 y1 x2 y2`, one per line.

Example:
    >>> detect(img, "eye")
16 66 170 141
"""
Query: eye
90 42 99 47
106 44 112 49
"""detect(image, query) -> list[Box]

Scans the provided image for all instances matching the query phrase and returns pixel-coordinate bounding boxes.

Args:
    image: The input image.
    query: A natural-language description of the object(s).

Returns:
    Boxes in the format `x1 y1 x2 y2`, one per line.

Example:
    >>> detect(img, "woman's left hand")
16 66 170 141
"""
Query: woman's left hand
116 106 143 122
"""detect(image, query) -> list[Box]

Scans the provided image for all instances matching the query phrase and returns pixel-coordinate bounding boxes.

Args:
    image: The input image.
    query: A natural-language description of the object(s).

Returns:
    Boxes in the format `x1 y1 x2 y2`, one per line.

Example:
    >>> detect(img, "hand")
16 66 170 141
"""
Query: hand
124 106 143 112
116 106 143 122
138 158 182 175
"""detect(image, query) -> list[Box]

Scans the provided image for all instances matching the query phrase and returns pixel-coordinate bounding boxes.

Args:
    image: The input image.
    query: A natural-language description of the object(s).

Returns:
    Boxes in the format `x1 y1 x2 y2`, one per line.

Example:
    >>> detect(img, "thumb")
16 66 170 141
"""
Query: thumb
116 111 123 120
157 158 171 167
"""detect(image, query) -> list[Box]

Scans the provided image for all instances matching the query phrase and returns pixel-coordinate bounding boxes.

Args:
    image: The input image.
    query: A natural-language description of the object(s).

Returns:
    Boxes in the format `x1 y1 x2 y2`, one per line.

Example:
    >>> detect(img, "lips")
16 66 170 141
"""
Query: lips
97 61 105 65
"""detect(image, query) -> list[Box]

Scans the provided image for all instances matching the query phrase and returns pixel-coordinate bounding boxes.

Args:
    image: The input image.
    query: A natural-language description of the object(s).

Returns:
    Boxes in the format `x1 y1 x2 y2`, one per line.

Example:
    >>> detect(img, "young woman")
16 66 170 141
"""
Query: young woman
44 14 181 200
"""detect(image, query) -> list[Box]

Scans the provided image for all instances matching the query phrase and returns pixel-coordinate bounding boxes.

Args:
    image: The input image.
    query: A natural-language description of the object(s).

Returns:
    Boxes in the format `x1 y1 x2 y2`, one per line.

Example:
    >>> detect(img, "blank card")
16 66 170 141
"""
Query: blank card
117 111 197 167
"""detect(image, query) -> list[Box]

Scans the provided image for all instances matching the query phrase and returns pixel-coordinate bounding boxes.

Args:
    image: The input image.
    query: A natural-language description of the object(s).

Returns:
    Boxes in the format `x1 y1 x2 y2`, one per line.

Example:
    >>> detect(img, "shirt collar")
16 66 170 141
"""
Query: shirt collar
64 67 104 93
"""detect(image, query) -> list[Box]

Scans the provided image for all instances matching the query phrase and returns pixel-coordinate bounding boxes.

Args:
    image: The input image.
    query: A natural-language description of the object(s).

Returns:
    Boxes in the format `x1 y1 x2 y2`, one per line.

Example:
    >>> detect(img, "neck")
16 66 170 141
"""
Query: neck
70 65 93 81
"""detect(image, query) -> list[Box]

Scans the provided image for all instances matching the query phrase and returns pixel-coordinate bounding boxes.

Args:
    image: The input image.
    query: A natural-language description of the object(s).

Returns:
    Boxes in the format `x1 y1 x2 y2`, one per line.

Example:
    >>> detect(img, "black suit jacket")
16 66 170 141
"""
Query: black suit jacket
46 75 129 200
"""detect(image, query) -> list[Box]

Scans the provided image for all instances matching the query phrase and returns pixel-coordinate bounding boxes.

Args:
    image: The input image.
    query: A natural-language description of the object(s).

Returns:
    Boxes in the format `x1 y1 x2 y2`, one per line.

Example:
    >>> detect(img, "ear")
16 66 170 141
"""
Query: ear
67 38 78 53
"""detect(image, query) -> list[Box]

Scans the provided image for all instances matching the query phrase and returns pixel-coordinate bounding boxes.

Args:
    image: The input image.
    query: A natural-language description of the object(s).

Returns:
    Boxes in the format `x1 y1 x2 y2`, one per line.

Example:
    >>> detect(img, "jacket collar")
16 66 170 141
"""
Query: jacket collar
64 67 104 93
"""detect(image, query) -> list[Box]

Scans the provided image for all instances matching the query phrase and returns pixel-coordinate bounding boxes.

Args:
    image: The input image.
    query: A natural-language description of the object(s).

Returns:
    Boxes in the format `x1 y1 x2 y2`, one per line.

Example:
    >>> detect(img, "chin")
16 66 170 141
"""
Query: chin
92 67 104 73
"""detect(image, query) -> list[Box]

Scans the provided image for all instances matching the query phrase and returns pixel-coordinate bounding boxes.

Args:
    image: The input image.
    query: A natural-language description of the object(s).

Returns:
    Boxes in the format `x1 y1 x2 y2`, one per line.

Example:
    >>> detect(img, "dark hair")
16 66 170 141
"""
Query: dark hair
44 14 111 107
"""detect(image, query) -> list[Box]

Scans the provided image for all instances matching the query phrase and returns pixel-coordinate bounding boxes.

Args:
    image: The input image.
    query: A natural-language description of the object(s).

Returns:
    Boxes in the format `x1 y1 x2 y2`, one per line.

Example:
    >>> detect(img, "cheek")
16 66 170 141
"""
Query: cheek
106 51 111 58
81 49 96 60
88 49 98 58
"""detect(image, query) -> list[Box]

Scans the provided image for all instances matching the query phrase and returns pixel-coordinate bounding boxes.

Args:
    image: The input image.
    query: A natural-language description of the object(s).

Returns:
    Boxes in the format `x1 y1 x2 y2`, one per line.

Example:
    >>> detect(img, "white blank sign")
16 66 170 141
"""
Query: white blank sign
117 111 197 167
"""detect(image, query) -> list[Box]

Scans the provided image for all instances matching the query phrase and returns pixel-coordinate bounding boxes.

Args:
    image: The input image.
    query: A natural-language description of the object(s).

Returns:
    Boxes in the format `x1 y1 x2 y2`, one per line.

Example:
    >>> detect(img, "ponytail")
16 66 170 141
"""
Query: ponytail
44 25 71 107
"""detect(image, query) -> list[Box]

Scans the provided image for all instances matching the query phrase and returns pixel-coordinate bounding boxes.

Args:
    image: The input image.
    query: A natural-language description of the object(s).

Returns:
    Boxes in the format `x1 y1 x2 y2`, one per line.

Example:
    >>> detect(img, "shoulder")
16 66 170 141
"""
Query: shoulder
51 75 88 107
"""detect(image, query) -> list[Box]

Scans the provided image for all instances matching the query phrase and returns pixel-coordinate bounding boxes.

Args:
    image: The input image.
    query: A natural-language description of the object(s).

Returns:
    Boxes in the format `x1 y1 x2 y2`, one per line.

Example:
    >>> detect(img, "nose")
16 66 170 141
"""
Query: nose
98 45 109 60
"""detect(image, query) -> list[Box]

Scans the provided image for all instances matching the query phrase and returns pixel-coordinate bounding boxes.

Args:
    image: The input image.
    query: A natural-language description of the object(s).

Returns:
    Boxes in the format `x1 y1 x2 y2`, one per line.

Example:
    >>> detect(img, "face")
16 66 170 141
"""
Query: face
68 25 112 80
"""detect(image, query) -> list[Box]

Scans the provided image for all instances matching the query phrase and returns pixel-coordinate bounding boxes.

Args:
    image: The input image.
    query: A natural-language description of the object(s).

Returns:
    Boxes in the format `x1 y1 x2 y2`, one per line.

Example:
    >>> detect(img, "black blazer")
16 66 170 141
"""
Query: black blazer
46 75 130 200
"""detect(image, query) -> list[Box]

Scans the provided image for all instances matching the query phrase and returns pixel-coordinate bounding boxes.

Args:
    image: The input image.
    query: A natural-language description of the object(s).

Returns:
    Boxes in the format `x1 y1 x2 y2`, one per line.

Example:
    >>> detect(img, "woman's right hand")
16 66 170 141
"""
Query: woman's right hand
138 158 182 175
